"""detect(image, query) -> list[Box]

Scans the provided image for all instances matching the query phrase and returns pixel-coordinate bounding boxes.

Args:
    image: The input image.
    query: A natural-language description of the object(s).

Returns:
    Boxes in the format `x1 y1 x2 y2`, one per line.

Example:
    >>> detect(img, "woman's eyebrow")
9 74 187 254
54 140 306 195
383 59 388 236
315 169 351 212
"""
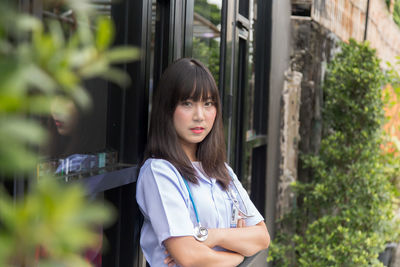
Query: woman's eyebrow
202 96 214 101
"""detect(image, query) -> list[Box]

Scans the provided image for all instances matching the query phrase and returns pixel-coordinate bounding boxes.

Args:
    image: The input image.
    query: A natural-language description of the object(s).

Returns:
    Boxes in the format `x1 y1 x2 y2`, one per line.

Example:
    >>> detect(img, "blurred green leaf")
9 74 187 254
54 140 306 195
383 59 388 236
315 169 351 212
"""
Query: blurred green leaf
70 85 92 111
0 0 137 264
99 67 131 87
16 14 42 32
96 17 114 52
105 47 140 63
0 117 46 144
22 64 58 93
0 178 114 266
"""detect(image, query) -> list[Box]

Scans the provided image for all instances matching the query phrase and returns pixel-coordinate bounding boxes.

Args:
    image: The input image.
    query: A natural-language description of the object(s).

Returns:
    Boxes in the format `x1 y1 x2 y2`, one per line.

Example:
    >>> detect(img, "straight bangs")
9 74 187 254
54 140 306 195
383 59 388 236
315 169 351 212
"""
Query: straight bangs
174 62 219 106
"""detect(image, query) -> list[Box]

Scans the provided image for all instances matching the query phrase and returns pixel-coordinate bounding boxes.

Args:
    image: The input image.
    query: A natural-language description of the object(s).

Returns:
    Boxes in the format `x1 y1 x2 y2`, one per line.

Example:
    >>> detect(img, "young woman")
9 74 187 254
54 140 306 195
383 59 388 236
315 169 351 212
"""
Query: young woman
136 58 270 267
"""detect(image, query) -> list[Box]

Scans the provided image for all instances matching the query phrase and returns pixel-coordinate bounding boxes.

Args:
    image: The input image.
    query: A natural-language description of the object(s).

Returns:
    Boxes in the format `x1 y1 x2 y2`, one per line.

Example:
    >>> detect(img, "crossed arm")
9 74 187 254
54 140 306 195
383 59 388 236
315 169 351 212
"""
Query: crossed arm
163 221 270 267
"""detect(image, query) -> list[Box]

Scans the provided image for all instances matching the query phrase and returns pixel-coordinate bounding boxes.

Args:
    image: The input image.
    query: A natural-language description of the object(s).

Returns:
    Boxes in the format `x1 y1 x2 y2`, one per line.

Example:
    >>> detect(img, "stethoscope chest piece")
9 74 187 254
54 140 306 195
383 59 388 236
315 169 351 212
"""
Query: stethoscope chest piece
193 224 208 242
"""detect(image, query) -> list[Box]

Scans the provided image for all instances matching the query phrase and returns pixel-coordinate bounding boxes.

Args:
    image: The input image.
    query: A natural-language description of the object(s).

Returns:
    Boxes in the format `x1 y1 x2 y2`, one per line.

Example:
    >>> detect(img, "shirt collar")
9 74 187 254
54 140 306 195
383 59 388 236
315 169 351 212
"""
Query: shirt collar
191 162 216 184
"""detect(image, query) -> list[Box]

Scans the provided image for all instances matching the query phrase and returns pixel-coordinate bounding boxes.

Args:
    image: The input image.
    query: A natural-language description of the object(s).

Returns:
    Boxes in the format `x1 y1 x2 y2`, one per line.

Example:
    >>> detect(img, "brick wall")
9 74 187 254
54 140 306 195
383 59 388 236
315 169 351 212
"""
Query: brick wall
312 0 400 69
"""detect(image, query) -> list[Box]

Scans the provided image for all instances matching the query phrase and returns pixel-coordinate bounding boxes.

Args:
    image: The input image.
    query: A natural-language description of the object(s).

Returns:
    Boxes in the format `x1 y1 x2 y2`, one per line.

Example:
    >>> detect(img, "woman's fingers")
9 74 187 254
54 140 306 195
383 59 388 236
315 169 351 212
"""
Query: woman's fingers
237 218 246 227
164 250 176 267
165 256 176 267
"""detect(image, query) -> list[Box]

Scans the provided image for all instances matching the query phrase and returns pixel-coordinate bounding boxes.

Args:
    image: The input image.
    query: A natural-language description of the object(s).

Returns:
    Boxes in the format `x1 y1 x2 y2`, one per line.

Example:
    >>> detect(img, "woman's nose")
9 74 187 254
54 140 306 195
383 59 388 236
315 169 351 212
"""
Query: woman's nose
193 104 205 121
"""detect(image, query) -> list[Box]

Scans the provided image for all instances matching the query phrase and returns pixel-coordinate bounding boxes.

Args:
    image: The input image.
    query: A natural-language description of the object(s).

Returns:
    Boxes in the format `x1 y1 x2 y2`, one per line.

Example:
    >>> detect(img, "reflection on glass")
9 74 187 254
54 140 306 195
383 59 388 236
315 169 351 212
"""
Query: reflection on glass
36 86 110 266
193 0 222 86
243 0 258 194
37 84 116 181
43 0 112 24
38 3 113 267
247 0 256 137
148 0 157 121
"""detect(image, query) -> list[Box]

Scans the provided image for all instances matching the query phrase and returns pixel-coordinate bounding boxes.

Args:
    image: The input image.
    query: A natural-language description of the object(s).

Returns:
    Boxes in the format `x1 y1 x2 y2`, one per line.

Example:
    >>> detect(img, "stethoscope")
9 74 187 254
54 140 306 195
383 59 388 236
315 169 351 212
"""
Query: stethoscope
183 175 254 242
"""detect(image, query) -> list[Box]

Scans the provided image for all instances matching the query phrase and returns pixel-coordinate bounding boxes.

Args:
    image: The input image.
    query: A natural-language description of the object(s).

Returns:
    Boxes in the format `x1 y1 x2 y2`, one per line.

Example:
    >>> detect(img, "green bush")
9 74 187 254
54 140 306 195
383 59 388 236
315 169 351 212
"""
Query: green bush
387 0 400 27
268 39 400 266
394 1 400 27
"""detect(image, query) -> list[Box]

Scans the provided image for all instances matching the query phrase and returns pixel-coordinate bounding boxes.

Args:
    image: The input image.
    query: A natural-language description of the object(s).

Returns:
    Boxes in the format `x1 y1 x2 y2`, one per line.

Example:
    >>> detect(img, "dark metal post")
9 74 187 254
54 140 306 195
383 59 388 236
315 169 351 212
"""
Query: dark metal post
364 0 370 41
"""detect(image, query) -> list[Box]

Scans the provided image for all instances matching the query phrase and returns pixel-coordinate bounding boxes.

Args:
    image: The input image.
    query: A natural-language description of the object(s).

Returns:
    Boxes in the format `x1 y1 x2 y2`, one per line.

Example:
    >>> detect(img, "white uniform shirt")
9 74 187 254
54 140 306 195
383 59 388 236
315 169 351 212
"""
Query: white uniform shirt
136 158 264 266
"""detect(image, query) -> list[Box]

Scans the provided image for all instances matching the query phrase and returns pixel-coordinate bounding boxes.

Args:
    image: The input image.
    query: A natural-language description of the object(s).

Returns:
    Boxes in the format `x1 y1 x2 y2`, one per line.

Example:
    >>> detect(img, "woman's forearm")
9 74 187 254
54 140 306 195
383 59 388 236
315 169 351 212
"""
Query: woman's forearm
194 250 244 267
205 222 270 257
164 236 244 267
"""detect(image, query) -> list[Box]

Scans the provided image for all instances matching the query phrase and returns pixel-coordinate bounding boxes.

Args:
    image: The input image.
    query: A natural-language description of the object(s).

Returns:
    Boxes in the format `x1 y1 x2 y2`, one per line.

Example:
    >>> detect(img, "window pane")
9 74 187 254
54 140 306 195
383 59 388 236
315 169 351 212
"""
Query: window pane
193 0 222 87
242 0 259 193
38 83 113 181
239 0 249 18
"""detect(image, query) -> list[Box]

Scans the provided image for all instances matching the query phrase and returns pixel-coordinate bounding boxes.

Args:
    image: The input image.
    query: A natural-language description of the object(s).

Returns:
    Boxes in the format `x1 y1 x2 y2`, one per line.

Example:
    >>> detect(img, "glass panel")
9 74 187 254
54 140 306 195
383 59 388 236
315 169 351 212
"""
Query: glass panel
242 0 258 193
239 0 249 18
246 1 256 139
43 0 112 24
148 0 157 124
38 1 119 183
193 0 222 87
38 83 113 181
38 2 117 266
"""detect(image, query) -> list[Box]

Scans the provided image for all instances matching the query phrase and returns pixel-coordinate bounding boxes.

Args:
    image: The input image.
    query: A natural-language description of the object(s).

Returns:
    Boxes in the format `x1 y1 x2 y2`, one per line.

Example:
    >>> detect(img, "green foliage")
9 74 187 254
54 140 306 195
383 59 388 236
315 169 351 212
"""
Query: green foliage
0 1 139 174
193 37 220 85
384 57 400 199
387 56 400 97
0 178 114 267
194 0 221 26
387 0 400 27
0 0 138 265
394 0 400 27
269 39 400 266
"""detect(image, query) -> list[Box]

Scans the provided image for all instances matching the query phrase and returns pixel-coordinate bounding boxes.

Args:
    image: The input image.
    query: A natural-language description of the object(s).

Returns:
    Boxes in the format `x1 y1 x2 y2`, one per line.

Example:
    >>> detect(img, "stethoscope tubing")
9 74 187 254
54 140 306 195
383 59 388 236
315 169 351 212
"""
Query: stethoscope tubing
183 174 254 226
183 178 201 224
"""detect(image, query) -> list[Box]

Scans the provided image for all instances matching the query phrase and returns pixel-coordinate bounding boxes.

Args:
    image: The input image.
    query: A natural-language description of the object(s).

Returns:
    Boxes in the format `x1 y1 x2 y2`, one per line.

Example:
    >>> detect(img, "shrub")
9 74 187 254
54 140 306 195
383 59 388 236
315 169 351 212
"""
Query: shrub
268 39 400 266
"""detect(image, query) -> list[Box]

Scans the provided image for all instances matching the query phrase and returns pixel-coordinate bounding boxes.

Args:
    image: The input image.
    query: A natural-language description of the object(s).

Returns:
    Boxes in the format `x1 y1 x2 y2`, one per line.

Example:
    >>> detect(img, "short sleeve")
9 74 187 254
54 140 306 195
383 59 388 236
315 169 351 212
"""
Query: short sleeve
226 165 264 226
136 159 194 246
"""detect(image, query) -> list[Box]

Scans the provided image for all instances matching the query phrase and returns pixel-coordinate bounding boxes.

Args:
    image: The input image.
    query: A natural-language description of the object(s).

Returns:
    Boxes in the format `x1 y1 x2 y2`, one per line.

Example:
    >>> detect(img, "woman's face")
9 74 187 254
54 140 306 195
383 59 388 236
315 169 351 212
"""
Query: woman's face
173 97 217 156
51 97 79 136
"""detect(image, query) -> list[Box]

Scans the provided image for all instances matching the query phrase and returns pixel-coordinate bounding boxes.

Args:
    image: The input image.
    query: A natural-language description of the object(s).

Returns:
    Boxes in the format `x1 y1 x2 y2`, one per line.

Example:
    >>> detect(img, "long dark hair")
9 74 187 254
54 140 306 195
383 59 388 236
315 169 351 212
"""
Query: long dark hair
144 58 230 189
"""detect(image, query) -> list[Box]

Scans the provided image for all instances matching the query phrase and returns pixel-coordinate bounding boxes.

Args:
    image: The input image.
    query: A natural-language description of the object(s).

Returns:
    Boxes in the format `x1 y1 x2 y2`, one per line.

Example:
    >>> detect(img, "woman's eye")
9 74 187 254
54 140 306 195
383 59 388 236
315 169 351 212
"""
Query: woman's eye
205 101 214 107
182 101 192 107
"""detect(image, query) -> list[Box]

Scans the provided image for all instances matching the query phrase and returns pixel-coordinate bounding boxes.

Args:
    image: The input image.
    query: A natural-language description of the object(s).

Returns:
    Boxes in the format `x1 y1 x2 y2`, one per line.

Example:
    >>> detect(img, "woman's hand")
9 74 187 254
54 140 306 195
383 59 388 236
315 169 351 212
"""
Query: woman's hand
236 219 246 228
164 250 177 267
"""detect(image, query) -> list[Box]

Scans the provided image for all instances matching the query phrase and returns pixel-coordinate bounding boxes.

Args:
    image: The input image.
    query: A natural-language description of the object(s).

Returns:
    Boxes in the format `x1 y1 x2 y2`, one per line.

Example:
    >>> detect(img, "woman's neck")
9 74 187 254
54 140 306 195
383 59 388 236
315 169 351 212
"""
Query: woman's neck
180 141 197 162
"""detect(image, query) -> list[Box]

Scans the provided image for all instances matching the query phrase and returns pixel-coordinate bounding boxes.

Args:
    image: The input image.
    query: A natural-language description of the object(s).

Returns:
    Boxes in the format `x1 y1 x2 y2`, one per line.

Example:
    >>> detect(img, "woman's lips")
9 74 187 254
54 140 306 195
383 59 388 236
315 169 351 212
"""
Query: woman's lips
54 120 63 127
190 127 204 134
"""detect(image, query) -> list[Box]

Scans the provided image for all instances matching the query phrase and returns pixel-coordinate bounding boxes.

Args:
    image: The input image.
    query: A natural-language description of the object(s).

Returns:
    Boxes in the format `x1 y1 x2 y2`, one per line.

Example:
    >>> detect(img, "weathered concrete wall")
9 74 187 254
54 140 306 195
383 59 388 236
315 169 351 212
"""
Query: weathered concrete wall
390 244 400 267
276 70 302 222
312 0 400 69
291 18 340 184
265 0 292 237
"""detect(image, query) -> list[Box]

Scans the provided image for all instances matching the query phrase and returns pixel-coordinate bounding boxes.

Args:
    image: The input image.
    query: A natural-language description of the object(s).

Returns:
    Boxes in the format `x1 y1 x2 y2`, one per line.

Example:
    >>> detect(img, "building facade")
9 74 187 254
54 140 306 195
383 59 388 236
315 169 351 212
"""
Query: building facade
17 0 292 266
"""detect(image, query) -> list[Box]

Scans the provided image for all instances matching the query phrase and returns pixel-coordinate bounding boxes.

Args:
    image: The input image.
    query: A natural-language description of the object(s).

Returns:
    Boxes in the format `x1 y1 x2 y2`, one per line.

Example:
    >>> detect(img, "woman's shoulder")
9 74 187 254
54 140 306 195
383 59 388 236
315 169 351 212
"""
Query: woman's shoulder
139 158 182 181
222 163 241 185
141 158 179 170
223 162 235 176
